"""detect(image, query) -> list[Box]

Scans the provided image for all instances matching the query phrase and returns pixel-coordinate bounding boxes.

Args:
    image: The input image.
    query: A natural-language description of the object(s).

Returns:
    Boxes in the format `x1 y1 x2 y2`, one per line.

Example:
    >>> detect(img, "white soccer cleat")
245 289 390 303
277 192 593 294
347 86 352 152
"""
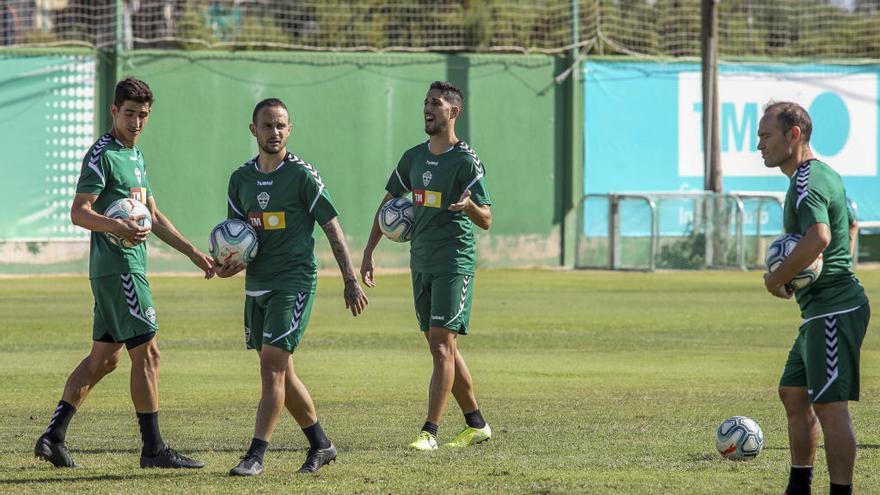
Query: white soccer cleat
408 431 438 451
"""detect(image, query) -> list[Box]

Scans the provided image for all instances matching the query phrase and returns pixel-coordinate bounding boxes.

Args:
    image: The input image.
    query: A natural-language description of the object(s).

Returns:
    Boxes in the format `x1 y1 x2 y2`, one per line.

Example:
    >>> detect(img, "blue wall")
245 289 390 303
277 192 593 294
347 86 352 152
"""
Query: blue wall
583 61 880 224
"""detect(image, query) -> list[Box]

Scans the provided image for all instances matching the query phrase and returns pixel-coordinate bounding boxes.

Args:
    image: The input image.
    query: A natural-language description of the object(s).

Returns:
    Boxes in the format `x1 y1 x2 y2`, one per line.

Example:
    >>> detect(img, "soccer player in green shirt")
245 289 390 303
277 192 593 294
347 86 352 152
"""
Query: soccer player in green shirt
361 81 493 450
34 78 214 469
215 98 368 476
759 102 870 495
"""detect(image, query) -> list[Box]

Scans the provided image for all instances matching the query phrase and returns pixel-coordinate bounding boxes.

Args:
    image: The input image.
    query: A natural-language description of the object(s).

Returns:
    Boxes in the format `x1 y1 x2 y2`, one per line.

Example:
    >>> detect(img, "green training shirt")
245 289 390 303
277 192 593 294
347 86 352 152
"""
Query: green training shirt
76 132 153 279
227 152 338 292
783 159 868 318
385 140 491 274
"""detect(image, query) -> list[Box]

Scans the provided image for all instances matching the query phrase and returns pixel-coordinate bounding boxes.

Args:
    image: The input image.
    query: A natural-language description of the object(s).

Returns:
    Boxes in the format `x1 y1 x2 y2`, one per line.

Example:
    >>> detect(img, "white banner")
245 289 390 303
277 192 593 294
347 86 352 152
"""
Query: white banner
678 71 877 177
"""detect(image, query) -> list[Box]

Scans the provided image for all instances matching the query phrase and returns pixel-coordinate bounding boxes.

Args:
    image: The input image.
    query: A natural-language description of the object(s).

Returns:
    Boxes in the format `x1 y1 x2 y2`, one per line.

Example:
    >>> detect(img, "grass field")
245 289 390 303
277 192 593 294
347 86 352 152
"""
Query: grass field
1 269 878 494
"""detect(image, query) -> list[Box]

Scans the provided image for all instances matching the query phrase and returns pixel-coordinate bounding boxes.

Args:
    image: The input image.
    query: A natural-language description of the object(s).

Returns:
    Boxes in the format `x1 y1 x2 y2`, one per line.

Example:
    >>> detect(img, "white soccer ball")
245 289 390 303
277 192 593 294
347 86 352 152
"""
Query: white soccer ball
379 197 414 243
103 197 152 248
209 219 258 266
716 416 764 460
765 233 823 290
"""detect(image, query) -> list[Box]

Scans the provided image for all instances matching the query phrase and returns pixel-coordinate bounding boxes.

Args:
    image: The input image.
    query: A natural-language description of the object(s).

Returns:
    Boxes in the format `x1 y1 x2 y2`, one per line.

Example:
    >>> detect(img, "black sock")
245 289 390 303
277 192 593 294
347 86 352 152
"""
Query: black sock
786 466 813 495
302 421 331 450
45 400 77 443
246 437 269 462
421 421 439 436
136 412 166 456
830 483 852 495
464 409 486 429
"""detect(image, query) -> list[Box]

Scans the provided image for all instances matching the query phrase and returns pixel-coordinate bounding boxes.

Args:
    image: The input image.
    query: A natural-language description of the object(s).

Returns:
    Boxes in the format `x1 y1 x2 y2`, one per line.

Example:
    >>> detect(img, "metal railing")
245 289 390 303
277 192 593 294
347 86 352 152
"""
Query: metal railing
576 191 785 271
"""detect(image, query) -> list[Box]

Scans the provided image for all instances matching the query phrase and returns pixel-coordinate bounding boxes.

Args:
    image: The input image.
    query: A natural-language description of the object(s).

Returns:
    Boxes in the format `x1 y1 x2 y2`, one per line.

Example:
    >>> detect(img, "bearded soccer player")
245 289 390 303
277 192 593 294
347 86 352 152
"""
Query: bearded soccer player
35 77 213 469
759 102 870 495
216 98 368 476
361 81 493 450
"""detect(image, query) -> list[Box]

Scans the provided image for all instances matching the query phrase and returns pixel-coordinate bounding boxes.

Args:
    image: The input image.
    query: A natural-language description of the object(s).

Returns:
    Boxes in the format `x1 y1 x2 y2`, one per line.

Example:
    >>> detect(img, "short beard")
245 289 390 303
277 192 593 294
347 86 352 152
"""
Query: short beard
260 142 283 154
424 122 443 136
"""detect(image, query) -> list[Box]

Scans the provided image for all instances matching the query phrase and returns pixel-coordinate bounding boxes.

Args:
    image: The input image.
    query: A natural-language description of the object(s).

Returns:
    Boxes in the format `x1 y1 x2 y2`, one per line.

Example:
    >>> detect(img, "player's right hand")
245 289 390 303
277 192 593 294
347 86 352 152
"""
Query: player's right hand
360 251 375 288
114 215 150 246
213 259 245 278
344 279 368 316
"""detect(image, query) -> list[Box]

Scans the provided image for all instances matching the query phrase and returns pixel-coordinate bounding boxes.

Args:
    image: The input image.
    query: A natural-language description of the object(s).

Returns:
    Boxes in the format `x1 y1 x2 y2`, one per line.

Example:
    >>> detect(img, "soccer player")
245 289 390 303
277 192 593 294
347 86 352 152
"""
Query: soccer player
361 81 493 450
216 98 368 476
34 77 213 469
759 102 870 495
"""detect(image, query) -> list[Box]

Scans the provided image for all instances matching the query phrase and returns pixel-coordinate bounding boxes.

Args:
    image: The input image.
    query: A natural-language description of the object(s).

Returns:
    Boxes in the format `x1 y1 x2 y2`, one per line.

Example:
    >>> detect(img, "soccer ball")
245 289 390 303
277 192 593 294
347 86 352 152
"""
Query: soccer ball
209 219 258 266
716 416 764 460
103 197 152 248
378 197 414 242
765 233 823 290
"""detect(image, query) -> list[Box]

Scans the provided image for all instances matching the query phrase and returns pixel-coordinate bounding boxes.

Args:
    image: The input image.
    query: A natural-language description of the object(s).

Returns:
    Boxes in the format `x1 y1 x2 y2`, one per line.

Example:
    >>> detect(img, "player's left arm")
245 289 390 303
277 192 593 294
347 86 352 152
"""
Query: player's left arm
449 191 492 230
449 154 491 229
763 222 830 298
144 196 214 278
320 217 368 316
849 217 858 259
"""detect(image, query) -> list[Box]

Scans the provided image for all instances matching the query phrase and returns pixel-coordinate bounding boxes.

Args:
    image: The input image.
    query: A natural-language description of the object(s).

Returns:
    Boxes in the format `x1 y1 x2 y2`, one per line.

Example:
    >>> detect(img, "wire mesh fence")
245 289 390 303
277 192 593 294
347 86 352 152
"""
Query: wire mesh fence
1 1 879 58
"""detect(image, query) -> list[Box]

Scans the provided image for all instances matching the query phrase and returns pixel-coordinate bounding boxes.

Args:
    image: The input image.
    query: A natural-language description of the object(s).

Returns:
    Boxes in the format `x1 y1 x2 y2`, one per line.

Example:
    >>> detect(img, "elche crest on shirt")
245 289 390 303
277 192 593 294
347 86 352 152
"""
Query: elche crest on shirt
422 171 432 186
257 191 270 209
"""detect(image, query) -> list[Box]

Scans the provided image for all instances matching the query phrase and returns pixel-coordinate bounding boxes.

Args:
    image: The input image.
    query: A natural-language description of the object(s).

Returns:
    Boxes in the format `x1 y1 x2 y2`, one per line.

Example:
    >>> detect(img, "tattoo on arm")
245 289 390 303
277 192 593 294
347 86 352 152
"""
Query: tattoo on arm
321 218 358 283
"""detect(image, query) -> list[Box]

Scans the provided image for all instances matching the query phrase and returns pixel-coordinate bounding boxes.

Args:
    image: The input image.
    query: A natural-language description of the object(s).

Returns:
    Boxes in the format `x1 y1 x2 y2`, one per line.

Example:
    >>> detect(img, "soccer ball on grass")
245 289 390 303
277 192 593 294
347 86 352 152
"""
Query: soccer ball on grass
716 416 764 460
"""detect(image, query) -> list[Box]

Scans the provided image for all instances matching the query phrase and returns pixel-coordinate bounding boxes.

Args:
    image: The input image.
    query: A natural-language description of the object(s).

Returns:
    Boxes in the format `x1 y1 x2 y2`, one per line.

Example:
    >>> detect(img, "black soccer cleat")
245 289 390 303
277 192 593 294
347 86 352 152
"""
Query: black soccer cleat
140 445 204 469
296 443 337 474
34 434 78 468
229 454 264 476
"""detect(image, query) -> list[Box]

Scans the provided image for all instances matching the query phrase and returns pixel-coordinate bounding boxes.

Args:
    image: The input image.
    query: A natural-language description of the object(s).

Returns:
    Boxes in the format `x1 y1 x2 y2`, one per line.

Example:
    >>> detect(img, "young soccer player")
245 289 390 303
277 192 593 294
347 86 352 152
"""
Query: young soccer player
35 77 213 469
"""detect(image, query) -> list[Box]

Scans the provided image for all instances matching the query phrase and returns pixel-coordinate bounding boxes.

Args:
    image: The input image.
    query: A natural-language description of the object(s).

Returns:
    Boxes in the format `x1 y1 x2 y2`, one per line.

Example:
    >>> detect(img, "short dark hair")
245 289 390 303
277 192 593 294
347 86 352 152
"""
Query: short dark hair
252 98 288 123
114 77 153 107
429 81 463 108
764 101 812 143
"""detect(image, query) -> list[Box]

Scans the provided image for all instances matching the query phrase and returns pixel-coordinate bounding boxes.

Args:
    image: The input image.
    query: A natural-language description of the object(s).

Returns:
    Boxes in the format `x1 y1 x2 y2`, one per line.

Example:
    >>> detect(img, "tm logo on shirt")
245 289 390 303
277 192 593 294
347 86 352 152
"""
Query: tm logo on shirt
129 187 147 203
413 189 442 208
248 211 286 230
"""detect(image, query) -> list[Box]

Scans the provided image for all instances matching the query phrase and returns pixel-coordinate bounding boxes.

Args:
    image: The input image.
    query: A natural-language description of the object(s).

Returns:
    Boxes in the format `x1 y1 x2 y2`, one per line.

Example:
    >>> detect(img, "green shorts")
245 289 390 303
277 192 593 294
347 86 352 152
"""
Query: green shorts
411 271 474 334
780 304 870 403
244 290 315 353
91 272 158 344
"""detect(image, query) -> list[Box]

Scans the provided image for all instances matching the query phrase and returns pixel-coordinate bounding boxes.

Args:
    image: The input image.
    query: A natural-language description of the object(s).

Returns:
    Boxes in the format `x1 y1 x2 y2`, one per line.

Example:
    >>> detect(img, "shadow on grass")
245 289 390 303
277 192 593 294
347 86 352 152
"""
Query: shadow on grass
0 471 190 485
720 443 880 460
0 446 308 456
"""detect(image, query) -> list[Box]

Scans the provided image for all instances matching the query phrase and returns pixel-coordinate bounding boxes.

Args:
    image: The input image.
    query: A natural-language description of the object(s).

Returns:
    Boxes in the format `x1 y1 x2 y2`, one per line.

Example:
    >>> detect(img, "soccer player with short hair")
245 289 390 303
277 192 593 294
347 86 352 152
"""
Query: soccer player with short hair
216 98 368 476
361 81 493 450
35 77 214 469
759 102 871 495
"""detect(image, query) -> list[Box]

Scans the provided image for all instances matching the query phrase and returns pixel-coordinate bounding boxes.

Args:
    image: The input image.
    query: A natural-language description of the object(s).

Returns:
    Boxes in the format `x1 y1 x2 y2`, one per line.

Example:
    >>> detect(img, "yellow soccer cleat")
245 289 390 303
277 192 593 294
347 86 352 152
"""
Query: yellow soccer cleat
408 431 438 451
444 424 492 448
